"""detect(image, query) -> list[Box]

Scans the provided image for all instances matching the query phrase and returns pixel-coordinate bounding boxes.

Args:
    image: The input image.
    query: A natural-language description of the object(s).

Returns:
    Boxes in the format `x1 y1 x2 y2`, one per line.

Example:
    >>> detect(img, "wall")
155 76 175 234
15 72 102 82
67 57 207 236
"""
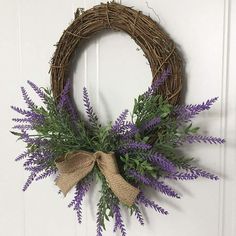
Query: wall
0 0 235 236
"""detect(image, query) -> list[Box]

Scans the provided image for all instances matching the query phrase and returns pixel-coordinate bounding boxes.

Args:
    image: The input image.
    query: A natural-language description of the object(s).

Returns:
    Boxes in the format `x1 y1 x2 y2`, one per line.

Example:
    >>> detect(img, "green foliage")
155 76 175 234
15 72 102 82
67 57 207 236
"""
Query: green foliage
15 86 203 230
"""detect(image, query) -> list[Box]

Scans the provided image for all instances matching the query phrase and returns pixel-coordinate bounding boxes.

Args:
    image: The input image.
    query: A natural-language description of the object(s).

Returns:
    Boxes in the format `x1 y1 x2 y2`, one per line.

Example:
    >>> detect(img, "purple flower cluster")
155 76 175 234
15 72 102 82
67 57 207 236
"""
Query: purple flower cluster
144 67 171 96
57 80 78 121
167 171 198 180
185 135 225 145
134 206 144 225
166 166 219 181
129 169 180 198
122 122 139 139
11 82 46 130
12 124 33 130
174 97 218 122
146 153 176 173
111 110 140 141
111 109 129 134
137 191 168 215
27 80 46 100
188 166 219 180
21 86 35 108
112 204 126 236
57 80 71 110
118 141 152 155
140 117 161 133
68 179 91 223
11 106 44 125
96 209 103 236
83 87 98 126
21 150 55 191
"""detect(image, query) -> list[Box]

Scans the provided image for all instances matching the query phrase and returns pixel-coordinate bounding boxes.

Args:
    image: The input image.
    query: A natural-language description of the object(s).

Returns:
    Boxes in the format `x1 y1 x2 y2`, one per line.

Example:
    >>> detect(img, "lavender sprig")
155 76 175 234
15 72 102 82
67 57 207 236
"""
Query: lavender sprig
35 168 57 181
175 97 218 122
189 166 219 180
15 150 30 161
185 135 225 144
11 106 32 116
122 122 139 139
96 210 103 236
27 80 46 100
112 203 127 236
12 118 31 123
65 98 78 121
146 153 176 173
118 141 152 154
111 109 129 134
68 180 91 223
12 125 33 130
129 169 180 198
144 67 171 96
22 172 37 191
137 191 168 215
134 206 144 225
166 172 198 180
11 106 44 125
57 80 71 110
83 87 98 126
140 117 161 133
21 87 35 108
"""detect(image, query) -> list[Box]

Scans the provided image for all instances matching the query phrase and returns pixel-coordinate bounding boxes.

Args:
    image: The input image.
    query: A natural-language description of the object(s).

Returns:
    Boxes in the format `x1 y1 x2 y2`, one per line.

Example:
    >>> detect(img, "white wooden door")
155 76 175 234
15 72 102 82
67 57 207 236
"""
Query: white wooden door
1 0 236 236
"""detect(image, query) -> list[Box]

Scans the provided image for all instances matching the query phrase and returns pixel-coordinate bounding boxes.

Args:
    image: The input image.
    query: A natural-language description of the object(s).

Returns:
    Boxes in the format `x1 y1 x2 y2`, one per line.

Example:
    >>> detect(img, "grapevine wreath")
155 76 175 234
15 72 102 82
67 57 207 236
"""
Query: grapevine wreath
11 2 225 236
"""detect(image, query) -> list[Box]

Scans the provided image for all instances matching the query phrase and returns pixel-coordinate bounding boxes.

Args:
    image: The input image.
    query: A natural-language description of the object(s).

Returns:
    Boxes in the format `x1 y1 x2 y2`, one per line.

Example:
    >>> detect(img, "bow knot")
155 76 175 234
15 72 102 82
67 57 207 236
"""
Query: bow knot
55 150 139 206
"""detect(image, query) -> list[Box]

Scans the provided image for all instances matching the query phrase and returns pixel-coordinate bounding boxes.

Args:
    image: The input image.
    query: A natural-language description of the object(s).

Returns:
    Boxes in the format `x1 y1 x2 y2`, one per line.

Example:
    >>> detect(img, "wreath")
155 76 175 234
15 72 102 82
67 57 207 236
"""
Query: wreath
11 2 224 236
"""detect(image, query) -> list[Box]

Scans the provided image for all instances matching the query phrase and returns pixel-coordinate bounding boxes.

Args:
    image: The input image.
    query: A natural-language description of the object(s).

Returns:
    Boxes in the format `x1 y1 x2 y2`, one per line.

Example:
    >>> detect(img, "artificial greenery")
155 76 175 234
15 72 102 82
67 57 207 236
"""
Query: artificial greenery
11 71 224 236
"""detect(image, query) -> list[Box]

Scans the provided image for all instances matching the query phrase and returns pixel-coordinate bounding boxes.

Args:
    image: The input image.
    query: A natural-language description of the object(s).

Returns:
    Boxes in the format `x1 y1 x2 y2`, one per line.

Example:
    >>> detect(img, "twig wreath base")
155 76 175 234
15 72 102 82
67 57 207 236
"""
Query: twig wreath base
11 2 225 236
50 1 183 105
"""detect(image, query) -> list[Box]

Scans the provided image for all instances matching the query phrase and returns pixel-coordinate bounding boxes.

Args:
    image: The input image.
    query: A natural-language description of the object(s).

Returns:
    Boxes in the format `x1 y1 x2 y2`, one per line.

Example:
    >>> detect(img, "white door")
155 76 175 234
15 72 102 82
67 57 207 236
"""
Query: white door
0 0 235 236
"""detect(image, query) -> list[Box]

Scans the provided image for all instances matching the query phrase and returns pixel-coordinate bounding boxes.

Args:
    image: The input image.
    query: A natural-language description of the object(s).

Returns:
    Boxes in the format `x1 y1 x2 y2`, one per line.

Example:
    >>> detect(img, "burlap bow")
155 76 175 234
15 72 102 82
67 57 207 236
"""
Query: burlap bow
55 151 140 206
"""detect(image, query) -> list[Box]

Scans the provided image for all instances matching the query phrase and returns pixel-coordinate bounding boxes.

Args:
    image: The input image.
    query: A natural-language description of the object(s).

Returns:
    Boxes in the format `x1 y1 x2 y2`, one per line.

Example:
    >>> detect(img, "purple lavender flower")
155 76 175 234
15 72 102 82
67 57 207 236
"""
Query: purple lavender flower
12 118 31 123
189 166 219 180
29 113 45 126
144 67 171 96
96 210 103 236
122 122 139 139
166 171 198 180
118 141 152 154
23 150 51 169
57 80 71 110
12 124 33 130
140 117 161 133
35 168 57 181
27 80 46 100
174 97 218 122
21 87 35 108
23 172 37 191
55 80 78 121
129 169 180 198
68 180 91 223
11 106 44 124
83 87 98 126
146 153 176 173
137 191 168 215
111 109 129 134
15 150 30 161
21 149 55 189
112 203 126 236
134 206 144 225
185 135 225 145
65 98 78 121
11 106 31 116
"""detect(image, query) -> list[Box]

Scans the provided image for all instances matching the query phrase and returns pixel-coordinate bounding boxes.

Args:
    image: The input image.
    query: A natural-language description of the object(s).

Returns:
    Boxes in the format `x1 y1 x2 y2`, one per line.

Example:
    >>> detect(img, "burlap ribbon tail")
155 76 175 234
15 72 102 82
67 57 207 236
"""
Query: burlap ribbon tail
55 150 140 206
